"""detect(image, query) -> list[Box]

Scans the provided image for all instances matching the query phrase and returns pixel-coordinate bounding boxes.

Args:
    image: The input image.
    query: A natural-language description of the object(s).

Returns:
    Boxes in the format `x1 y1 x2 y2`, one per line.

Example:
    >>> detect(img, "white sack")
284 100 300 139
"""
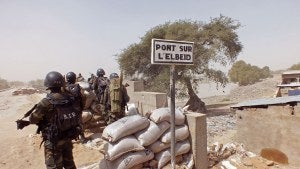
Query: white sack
81 110 93 123
78 81 90 90
99 149 154 169
160 125 189 143
102 115 150 143
83 90 96 110
155 140 191 169
104 136 145 161
150 108 185 125
125 103 138 116
135 121 170 146
149 140 170 153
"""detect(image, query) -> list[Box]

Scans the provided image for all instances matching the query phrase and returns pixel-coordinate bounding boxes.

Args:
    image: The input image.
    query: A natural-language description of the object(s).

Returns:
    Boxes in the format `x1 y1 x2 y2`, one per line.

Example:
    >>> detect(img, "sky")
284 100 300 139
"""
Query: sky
0 0 299 81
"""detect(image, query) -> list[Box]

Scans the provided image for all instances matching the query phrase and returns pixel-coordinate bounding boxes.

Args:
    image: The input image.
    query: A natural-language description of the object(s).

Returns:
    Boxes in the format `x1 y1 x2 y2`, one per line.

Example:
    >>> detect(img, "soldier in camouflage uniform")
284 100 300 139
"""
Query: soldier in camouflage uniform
29 71 80 169
65 71 87 142
106 73 130 124
92 68 110 121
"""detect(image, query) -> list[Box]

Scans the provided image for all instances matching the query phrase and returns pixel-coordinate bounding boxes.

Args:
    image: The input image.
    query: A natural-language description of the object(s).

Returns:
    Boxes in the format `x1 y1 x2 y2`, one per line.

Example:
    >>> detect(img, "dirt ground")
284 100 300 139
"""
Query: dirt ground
0 89 102 169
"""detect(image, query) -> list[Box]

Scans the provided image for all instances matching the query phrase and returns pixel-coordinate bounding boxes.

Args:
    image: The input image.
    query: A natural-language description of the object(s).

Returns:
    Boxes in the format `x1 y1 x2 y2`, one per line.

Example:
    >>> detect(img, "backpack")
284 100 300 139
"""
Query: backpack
109 78 121 112
65 83 83 110
42 93 81 143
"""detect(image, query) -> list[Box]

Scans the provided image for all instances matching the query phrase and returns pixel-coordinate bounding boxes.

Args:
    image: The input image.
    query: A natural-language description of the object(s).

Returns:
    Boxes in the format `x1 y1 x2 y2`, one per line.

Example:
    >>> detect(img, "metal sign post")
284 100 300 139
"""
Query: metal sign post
151 38 194 169
170 64 176 168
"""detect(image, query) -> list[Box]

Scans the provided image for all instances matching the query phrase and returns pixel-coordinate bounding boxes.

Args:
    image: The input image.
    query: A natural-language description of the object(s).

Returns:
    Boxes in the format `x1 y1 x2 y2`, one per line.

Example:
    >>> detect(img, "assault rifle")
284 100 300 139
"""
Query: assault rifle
16 104 37 130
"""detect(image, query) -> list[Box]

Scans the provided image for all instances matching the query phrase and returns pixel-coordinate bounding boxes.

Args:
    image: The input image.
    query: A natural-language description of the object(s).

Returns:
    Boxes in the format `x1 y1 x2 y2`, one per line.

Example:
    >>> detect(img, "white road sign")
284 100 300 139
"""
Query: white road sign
151 39 194 65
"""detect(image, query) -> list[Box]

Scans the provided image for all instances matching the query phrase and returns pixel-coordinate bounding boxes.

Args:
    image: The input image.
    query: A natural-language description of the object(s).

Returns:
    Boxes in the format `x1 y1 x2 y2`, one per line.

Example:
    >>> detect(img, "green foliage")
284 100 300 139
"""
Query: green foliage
0 77 9 90
288 63 300 70
9 81 25 87
28 79 45 89
228 60 272 86
118 15 242 97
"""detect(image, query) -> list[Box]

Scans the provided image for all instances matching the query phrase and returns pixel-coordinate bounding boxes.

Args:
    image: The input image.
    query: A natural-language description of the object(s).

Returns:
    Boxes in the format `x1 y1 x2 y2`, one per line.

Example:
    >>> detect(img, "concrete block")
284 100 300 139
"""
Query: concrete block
129 91 168 115
126 80 144 93
186 113 207 169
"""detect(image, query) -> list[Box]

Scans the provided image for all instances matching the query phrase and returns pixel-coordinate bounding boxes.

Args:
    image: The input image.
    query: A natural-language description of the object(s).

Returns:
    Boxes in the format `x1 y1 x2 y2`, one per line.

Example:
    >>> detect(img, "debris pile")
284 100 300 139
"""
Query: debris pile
207 113 236 140
12 88 45 95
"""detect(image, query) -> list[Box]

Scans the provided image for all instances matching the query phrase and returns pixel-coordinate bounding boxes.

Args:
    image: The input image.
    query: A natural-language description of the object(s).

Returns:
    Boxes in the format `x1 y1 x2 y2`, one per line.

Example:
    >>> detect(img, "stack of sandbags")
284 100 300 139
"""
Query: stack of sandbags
78 82 107 129
148 107 191 169
100 115 154 169
99 108 192 169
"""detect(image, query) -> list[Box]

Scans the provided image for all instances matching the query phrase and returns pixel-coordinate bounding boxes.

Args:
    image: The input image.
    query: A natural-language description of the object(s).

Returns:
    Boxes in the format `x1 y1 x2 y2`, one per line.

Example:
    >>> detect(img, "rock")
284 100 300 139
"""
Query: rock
265 160 274 166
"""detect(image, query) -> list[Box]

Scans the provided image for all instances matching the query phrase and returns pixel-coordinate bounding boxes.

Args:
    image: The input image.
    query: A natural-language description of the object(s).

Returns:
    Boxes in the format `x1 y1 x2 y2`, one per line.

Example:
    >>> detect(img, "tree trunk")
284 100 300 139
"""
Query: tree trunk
184 78 207 113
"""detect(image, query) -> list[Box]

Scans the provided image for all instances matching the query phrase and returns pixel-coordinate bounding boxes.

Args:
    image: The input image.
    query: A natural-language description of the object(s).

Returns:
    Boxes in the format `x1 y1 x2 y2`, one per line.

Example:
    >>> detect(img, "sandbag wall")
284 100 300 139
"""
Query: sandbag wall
78 82 108 129
99 108 192 169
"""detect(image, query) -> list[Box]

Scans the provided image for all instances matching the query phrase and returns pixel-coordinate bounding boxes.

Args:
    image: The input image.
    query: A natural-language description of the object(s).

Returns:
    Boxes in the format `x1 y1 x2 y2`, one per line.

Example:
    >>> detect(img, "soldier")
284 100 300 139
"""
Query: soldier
29 71 80 169
92 68 109 114
65 71 87 143
88 73 96 90
107 72 130 124
76 73 85 82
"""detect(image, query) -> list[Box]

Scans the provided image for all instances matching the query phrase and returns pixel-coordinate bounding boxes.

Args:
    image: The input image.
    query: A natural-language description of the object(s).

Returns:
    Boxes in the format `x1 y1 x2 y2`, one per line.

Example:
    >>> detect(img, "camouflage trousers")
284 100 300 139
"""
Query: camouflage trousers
44 139 76 169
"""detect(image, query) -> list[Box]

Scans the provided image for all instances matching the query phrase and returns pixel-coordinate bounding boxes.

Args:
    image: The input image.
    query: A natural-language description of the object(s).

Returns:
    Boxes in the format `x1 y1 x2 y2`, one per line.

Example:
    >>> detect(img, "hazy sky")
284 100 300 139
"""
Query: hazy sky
0 0 299 81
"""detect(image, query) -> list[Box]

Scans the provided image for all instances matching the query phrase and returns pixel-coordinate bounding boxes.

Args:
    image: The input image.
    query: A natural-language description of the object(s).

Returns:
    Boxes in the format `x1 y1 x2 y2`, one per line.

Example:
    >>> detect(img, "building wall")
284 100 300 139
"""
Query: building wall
236 104 300 166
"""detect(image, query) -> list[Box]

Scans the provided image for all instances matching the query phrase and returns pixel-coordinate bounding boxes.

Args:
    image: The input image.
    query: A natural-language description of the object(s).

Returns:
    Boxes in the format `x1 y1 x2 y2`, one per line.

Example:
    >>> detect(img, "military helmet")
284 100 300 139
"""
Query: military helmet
109 73 119 80
44 71 65 88
66 71 76 84
97 68 105 76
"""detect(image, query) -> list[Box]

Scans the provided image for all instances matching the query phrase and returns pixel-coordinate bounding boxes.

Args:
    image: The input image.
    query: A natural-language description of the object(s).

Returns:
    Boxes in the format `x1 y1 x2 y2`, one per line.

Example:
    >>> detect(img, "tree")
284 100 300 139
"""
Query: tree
289 63 300 70
228 60 272 86
0 77 9 90
117 16 242 112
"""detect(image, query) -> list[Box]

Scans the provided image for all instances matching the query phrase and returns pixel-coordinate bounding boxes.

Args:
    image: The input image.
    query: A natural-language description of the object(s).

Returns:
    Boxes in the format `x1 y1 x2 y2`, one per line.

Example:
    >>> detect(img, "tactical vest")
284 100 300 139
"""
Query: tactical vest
65 83 83 110
42 93 81 143
96 77 108 104
109 78 121 112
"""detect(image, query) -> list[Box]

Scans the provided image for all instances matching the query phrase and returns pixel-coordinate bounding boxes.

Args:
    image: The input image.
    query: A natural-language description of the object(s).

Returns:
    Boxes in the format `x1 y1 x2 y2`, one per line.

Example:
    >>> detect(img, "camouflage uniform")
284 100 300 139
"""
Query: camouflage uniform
106 84 130 124
29 93 77 169
65 83 86 141
92 76 109 118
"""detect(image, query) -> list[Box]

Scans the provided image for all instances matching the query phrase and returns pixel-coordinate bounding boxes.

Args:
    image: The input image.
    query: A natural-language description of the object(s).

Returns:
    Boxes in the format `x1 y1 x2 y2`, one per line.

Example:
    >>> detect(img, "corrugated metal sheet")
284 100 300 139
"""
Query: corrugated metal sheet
277 83 300 87
282 70 300 75
231 95 300 108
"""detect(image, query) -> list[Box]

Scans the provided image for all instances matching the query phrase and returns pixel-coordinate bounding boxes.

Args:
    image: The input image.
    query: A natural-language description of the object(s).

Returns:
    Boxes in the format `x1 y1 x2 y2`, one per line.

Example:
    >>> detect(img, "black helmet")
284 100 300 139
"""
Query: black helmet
66 72 76 84
44 71 65 88
109 73 119 80
97 68 105 77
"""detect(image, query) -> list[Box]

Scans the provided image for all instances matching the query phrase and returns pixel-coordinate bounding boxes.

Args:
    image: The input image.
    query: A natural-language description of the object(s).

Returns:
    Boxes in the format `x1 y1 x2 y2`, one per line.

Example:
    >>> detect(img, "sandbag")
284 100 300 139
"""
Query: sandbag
99 149 154 169
149 140 170 153
103 136 145 161
125 103 138 116
135 121 170 146
82 110 93 123
83 90 96 109
160 125 189 143
77 81 90 90
155 140 191 169
102 115 150 142
150 108 185 125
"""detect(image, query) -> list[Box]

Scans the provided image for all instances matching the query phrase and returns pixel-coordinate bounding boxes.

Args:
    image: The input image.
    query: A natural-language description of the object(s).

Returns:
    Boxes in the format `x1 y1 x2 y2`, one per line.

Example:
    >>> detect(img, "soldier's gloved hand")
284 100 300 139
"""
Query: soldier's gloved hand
16 119 30 130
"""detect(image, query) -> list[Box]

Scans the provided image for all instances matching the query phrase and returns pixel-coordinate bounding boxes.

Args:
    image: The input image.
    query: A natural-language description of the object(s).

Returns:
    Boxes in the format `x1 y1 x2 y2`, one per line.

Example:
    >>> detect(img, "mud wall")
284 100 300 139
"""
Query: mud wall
236 104 300 166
